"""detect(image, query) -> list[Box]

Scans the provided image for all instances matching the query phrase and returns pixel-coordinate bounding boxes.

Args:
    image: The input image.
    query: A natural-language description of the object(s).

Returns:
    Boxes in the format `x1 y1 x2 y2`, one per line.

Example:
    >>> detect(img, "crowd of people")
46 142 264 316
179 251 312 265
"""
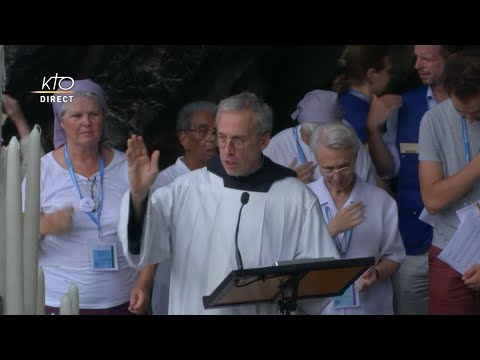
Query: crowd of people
3 45 480 315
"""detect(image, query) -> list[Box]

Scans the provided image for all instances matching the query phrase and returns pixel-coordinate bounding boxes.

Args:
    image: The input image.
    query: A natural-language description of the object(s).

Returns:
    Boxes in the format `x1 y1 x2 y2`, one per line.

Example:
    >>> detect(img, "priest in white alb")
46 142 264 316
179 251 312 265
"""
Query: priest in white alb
117 91 339 315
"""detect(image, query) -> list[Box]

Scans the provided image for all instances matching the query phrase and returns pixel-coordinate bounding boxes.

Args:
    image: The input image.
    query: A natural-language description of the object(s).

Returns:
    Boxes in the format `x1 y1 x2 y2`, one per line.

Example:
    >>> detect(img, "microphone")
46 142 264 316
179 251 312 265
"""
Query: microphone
234 192 250 270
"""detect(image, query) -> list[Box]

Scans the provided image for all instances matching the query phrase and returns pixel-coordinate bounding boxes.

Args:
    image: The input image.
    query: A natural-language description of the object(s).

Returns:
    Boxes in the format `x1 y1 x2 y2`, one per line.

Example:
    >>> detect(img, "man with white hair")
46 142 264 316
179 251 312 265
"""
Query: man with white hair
263 90 377 185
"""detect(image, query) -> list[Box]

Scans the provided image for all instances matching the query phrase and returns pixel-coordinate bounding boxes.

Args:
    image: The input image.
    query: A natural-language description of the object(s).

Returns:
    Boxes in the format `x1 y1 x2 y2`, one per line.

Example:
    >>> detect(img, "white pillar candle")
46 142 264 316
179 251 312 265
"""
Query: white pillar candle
36 266 45 315
5 137 23 315
23 125 41 315
67 283 79 315
59 294 72 315
0 45 8 313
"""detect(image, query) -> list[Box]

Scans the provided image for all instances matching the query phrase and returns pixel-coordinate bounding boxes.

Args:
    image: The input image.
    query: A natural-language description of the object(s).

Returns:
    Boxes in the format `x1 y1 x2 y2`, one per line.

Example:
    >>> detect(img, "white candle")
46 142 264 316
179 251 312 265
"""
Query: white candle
23 125 41 314
67 283 79 315
59 294 72 315
36 266 45 315
0 146 6 312
0 45 7 314
5 137 24 315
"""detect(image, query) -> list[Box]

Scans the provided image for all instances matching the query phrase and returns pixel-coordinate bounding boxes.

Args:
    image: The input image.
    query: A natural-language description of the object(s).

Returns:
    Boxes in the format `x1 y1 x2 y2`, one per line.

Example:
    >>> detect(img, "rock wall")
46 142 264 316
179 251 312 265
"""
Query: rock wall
2 45 427 168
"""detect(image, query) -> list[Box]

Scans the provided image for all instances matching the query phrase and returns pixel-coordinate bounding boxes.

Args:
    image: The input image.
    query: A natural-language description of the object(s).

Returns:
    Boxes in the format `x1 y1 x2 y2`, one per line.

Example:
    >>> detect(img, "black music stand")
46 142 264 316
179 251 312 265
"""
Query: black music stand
203 257 375 315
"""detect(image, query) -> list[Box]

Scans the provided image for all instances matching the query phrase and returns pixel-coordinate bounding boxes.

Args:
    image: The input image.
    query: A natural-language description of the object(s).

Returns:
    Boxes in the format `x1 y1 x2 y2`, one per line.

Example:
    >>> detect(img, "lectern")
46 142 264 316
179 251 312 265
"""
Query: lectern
203 257 375 315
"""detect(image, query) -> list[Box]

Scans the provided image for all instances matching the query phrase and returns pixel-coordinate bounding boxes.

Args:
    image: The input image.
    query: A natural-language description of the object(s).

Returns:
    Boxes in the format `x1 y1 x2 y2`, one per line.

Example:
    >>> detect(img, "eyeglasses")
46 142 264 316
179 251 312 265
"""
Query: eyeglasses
183 125 217 138
88 176 98 212
215 134 248 150
90 176 97 200
319 166 353 177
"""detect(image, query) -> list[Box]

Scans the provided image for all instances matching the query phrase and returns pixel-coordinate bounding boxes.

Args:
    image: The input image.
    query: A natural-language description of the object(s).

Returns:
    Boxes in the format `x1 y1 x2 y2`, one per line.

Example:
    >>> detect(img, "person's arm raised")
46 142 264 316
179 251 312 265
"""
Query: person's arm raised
2 94 31 139
366 94 402 178
125 135 160 219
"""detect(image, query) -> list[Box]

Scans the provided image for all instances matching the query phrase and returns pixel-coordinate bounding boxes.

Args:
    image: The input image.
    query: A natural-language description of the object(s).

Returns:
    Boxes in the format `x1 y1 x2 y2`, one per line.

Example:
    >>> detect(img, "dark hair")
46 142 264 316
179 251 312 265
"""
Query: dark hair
333 45 390 94
444 49 480 101
440 45 464 57
176 101 217 132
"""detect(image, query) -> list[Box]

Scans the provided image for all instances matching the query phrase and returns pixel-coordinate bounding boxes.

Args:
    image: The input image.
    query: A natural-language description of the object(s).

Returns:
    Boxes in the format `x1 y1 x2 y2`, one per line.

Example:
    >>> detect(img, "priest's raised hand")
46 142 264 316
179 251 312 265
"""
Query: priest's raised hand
126 134 160 208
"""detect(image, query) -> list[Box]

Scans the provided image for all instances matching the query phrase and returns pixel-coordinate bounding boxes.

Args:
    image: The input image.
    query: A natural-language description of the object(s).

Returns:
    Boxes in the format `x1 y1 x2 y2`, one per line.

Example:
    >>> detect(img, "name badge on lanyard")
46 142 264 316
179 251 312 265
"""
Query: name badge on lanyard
461 118 477 201
334 284 360 309
91 244 119 271
64 146 118 271
400 143 418 154
324 204 360 308
324 206 353 258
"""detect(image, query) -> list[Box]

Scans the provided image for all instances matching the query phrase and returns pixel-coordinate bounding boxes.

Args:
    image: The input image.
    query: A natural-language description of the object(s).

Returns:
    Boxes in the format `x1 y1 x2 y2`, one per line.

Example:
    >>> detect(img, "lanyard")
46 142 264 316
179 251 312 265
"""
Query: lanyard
64 146 104 235
462 118 471 164
324 206 352 258
293 126 307 164
426 86 437 111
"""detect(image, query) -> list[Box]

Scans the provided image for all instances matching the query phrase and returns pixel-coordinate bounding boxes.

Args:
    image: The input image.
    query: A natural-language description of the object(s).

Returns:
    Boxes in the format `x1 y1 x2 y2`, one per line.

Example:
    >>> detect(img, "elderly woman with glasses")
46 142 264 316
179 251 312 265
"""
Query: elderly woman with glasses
307 121 405 315
32 79 155 315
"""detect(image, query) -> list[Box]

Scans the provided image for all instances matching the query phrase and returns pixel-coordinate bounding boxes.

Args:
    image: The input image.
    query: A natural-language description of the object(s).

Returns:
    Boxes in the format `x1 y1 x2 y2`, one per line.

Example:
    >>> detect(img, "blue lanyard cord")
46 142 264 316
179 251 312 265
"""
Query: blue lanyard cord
294 126 308 164
324 206 352 258
462 118 471 164
64 146 104 231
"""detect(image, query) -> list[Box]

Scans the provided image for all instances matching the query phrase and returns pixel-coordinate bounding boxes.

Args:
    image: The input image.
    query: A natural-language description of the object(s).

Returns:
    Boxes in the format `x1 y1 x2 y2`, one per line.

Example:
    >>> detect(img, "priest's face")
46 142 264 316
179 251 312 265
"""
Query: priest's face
216 109 270 176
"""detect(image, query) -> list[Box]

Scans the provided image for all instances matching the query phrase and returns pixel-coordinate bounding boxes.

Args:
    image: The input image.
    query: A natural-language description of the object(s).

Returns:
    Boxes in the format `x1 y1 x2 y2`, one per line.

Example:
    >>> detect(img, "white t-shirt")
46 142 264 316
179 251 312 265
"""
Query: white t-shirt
24 149 139 308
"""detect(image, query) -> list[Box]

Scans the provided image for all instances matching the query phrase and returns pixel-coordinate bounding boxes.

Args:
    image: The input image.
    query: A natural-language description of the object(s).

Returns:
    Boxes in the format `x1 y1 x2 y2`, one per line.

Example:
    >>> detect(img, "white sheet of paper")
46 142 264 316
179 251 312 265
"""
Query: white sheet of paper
419 207 435 227
456 202 480 223
438 207 480 275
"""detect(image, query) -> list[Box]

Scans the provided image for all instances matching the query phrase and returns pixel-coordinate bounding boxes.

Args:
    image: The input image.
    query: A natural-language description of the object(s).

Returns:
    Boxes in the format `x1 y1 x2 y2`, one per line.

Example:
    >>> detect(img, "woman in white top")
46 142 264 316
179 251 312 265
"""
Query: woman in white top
308 121 405 314
34 79 155 315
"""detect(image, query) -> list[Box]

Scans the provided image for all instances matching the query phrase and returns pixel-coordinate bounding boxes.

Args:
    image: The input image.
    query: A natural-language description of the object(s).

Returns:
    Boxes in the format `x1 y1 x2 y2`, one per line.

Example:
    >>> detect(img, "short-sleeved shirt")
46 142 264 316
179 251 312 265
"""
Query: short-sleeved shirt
308 176 405 315
419 99 480 249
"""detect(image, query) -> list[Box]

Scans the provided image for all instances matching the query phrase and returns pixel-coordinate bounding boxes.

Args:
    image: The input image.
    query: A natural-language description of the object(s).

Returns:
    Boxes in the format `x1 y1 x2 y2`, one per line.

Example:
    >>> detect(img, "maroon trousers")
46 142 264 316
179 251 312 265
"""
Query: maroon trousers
429 246 480 315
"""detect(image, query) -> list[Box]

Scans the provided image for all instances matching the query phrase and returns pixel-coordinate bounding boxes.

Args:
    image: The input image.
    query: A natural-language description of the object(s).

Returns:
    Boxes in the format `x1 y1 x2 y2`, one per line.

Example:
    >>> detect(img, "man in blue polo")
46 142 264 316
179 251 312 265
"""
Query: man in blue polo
366 45 463 315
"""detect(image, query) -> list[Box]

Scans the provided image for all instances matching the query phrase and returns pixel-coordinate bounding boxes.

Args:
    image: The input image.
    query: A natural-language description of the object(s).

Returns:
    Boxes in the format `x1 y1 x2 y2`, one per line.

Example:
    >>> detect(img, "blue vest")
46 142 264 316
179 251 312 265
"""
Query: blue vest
396 86 433 255
339 93 369 143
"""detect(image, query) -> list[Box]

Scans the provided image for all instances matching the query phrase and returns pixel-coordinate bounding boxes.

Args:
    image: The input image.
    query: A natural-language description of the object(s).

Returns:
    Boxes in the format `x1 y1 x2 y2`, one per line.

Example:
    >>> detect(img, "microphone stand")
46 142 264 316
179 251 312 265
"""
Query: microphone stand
277 273 302 315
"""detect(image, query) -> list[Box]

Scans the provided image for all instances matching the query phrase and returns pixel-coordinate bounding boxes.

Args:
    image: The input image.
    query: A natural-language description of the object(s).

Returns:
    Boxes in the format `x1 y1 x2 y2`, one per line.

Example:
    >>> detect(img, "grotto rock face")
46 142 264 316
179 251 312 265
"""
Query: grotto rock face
3 45 420 168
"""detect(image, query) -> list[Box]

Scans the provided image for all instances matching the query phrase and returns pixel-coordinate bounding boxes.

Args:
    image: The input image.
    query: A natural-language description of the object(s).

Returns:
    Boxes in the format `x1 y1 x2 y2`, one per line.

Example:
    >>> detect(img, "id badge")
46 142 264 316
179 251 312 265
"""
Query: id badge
334 284 360 309
400 142 418 154
90 243 118 271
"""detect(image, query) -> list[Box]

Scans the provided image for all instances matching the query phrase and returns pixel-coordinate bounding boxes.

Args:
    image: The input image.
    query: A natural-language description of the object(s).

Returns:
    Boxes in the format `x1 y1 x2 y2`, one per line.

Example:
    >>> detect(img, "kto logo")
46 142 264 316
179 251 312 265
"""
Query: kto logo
31 74 74 103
